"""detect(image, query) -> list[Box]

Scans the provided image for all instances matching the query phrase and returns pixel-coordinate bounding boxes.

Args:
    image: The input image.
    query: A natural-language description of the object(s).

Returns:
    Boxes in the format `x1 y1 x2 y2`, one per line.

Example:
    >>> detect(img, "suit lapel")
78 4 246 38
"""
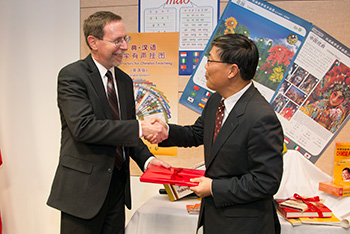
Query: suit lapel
206 110 239 168
85 55 113 119
206 85 256 169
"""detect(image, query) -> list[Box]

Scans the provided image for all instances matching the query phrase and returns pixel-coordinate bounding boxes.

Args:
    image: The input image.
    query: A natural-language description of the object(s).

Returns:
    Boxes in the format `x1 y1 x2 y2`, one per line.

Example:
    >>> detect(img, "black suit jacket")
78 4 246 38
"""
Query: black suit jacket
47 54 152 219
160 84 284 234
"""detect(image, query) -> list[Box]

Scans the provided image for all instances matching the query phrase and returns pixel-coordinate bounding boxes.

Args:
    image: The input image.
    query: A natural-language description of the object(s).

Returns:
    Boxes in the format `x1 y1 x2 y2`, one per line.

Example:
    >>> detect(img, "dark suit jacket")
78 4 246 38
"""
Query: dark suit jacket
47 54 152 219
160 84 284 234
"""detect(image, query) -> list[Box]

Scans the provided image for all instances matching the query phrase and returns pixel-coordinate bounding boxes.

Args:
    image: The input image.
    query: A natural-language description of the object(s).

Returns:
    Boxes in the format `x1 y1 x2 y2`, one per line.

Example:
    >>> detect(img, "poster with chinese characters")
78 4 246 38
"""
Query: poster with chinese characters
271 26 350 163
180 0 312 113
180 0 350 163
119 32 179 157
139 0 219 75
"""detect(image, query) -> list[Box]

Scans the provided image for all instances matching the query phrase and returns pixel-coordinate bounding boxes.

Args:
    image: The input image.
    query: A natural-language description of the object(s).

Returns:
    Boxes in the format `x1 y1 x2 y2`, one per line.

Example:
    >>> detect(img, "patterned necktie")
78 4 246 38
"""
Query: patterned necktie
106 70 124 170
213 99 225 142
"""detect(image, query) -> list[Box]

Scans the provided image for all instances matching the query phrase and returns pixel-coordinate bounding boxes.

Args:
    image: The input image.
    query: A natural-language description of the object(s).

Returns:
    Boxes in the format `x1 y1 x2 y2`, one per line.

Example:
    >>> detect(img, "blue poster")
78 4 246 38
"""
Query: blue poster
179 0 312 113
180 0 350 163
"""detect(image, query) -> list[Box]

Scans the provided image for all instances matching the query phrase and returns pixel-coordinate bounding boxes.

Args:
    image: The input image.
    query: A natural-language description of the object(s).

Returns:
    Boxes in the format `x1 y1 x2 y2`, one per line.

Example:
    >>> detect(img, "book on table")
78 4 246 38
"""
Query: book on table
299 213 341 226
277 199 332 218
279 199 309 212
277 210 302 226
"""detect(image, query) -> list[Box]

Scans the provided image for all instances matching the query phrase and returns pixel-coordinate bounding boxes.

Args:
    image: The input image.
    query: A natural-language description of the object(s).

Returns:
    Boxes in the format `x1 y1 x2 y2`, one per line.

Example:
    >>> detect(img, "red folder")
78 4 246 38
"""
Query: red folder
140 165 205 187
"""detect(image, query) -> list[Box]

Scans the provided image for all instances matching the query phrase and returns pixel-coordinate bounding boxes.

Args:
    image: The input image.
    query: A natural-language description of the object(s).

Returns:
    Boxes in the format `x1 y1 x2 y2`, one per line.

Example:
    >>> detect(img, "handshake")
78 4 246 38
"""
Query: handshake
141 117 168 144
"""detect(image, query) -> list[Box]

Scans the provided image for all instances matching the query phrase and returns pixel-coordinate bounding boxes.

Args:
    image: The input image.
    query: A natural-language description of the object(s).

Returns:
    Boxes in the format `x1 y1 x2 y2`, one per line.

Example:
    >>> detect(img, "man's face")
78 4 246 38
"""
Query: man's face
95 20 128 69
204 46 230 93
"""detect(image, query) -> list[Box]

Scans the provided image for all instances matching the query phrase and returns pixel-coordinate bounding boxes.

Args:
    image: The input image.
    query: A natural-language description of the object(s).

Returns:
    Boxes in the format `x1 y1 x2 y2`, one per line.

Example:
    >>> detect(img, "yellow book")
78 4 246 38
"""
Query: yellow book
299 213 341 226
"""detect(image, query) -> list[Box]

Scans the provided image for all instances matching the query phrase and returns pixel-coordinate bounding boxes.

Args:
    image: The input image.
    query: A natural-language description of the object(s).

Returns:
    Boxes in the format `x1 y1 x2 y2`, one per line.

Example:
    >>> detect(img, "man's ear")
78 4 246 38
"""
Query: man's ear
228 64 240 79
87 35 98 50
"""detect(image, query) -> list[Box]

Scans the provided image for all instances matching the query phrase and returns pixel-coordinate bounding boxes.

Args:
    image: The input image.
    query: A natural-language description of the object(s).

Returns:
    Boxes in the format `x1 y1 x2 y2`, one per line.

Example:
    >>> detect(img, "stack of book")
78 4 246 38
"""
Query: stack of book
277 194 341 226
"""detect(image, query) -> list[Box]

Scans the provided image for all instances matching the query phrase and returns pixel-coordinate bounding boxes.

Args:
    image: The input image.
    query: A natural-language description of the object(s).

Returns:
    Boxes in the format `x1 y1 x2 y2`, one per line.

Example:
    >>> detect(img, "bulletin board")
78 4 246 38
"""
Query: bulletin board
80 0 350 176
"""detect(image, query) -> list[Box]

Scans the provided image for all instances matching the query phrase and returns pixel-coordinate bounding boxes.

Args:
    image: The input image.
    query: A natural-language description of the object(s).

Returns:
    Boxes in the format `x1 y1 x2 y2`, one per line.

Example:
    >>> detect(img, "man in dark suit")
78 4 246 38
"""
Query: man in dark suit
158 34 284 233
47 11 169 234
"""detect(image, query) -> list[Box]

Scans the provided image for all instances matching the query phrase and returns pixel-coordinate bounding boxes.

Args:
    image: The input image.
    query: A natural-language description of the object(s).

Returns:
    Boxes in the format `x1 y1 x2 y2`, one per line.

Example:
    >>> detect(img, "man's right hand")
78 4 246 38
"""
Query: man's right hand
141 117 168 144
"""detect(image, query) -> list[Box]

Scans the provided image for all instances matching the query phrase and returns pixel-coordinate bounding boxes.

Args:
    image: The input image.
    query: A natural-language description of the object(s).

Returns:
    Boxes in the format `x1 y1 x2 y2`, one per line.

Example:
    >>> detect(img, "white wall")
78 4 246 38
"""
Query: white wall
0 1 165 233
0 0 80 233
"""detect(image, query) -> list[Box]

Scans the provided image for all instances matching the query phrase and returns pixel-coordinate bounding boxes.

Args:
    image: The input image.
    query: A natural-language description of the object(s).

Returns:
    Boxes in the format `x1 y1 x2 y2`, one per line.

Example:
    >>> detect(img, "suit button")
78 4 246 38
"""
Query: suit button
108 168 113 173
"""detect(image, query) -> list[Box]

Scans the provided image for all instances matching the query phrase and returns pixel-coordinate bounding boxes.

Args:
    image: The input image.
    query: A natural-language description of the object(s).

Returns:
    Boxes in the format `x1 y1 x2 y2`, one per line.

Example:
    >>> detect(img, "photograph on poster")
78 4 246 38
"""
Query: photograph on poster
273 26 350 162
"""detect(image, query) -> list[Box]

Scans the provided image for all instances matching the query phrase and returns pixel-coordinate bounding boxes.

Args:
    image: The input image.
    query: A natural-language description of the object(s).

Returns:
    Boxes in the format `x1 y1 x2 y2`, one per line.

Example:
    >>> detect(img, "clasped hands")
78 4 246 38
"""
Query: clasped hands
141 117 168 144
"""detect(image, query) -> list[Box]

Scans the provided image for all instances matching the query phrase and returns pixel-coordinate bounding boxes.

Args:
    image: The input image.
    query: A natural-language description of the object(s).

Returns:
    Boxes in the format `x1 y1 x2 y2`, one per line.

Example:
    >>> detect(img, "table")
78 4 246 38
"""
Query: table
126 194 349 234
126 194 200 234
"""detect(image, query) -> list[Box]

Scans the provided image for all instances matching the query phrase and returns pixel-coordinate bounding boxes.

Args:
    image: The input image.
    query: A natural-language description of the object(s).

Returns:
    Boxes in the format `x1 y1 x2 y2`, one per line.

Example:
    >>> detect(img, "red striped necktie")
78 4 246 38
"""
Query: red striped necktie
106 70 124 170
213 99 225 142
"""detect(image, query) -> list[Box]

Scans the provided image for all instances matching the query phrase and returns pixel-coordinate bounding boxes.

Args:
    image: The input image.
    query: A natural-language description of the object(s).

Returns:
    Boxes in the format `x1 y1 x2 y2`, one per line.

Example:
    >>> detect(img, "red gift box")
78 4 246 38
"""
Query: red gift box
140 165 205 187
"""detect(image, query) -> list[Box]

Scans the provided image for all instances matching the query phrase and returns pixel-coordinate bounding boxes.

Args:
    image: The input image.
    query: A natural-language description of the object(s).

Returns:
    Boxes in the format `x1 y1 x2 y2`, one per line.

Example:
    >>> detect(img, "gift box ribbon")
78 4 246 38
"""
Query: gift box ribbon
292 193 325 218
145 165 204 186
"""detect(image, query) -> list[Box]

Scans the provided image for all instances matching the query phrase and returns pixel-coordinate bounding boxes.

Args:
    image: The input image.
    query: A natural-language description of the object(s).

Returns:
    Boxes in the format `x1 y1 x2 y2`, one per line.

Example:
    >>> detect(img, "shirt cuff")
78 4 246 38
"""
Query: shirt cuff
166 123 170 134
138 120 142 138
144 156 156 171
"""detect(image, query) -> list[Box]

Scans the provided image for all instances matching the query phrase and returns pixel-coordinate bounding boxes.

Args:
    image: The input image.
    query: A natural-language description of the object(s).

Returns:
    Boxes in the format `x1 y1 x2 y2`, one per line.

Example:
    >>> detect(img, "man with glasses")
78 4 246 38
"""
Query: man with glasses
47 11 169 234
157 34 284 233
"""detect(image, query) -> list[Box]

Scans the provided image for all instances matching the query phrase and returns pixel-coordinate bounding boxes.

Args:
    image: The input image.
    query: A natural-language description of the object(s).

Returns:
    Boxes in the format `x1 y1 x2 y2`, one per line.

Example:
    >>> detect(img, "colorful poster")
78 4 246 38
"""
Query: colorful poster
180 0 350 163
139 0 219 75
179 0 312 113
119 32 179 156
272 26 350 162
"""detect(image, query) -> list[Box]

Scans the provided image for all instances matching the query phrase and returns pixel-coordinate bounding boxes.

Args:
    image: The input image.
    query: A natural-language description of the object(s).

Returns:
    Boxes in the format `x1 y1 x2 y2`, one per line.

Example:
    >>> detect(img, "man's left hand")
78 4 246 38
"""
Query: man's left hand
190 177 212 198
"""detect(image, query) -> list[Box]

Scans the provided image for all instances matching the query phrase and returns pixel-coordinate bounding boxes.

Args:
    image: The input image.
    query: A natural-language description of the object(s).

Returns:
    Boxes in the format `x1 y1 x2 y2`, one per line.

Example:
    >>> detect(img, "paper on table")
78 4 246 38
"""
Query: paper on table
340 212 350 229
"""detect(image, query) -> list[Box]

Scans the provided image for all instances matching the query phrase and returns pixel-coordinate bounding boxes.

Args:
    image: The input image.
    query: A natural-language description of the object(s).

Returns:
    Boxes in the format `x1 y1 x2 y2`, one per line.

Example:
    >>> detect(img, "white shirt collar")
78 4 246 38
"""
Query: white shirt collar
223 82 252 121
91 56 115 78
91 57 118 99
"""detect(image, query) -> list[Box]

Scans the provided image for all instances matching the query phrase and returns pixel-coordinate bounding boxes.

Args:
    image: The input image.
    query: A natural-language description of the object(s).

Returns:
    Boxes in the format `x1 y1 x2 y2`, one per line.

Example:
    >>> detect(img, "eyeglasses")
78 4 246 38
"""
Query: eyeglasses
102 35 131 47
207 59 227 64
205 55 228 65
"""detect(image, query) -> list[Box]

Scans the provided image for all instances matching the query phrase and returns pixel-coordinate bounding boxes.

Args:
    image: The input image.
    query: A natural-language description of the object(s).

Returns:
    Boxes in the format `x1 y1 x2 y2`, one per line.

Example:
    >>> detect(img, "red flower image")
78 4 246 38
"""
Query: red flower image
266 45 295 67
260 62 273 74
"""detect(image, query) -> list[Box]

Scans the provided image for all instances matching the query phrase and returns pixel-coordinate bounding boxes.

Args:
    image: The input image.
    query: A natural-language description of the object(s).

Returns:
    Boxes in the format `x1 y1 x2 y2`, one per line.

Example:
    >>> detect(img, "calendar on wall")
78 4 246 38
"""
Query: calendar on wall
139 0 219 75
